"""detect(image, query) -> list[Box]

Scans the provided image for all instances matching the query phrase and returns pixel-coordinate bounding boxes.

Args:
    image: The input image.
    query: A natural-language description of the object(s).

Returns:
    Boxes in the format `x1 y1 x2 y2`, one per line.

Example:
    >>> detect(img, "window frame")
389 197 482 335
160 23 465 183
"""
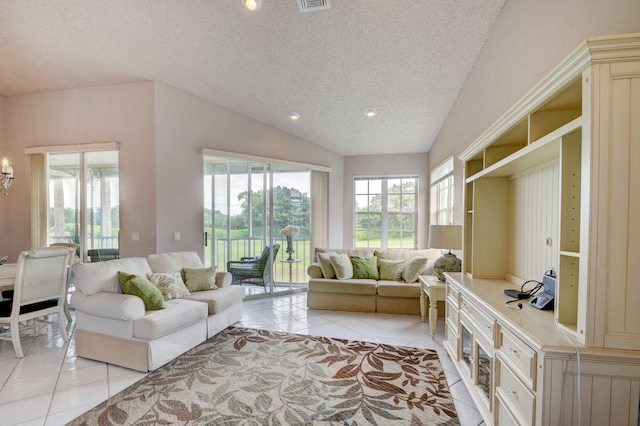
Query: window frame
430 156 454 225
353 175 418 249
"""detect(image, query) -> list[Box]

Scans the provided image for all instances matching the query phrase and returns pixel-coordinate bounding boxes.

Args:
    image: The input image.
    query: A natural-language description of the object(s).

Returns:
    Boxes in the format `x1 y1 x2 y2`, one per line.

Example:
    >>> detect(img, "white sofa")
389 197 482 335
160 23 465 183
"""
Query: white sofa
70 251 244 372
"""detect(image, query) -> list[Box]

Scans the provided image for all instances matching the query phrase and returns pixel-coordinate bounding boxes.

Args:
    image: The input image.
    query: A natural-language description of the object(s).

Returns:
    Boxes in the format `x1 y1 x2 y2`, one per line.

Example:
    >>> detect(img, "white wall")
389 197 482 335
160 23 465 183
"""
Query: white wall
429 0 640 224
153 83 345 255
343 152 430 248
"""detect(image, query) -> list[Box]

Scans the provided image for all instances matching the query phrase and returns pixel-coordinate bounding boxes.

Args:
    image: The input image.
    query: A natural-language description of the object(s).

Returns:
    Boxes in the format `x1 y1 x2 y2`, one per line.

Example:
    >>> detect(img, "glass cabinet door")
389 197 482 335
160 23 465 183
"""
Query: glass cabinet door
476 339 492 404
461 322 473 377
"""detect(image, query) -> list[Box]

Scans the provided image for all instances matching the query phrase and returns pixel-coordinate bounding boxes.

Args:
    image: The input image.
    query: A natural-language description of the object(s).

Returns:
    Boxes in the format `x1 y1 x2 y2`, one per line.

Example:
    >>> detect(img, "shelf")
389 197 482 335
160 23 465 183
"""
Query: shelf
466 116 582 183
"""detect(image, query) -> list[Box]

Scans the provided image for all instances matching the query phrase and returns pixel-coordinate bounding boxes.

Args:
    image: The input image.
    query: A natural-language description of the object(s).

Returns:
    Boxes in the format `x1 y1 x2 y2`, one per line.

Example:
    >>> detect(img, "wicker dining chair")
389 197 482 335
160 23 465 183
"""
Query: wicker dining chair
0 246 74 358
49 242 79 325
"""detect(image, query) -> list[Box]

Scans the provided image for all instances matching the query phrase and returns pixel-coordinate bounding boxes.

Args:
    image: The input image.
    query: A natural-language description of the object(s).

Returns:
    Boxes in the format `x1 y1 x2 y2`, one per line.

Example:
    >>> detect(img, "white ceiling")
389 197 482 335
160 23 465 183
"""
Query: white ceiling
0 0 506 156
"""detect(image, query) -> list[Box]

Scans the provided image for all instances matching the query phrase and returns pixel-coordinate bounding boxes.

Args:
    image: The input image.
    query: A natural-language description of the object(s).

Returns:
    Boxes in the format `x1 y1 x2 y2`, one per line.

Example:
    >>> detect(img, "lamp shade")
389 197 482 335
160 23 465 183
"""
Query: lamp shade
428 225 462 250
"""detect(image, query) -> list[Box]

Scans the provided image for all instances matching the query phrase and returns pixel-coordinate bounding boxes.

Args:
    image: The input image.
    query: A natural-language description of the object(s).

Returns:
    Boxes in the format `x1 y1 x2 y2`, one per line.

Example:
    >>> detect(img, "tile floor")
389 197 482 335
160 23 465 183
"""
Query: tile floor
0 292 484 425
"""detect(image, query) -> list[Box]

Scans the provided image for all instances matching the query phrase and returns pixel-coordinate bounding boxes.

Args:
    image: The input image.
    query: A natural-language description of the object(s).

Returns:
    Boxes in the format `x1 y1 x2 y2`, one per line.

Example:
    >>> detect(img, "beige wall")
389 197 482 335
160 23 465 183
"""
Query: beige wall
1 82 157 259
0 82 345 261
343 152 430 248
429 0 640 225
153 83 344 256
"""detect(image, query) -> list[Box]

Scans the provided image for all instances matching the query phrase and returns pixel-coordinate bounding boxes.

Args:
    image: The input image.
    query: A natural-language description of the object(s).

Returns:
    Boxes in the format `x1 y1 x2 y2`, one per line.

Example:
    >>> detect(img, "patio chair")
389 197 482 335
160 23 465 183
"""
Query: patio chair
0 246 74 358
227 244 280 287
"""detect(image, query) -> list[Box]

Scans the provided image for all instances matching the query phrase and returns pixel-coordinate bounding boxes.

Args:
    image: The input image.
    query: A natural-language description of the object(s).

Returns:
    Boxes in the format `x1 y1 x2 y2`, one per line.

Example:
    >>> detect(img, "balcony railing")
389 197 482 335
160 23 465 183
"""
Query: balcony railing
210 237 311 286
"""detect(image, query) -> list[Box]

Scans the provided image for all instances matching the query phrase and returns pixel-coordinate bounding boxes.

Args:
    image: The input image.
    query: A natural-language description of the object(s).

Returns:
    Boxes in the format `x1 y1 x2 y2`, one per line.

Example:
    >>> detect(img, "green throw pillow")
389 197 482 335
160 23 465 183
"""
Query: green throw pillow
317 252 337 279
182 266 218 292
378 259 404 281
118 272 165 311
147 272 191 300
402 257 430 283
350 256 379 280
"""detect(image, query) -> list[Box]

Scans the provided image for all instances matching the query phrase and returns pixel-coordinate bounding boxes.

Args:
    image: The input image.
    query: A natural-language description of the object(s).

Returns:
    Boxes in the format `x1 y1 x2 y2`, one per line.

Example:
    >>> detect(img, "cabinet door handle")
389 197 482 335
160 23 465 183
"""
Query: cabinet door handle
507 388 517 396
469 356 475 364
509 347 518 355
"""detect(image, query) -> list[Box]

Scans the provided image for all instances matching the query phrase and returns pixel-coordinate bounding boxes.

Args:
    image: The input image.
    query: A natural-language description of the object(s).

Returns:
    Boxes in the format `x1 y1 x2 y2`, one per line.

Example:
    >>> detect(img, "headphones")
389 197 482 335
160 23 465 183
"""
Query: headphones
506 299 523 310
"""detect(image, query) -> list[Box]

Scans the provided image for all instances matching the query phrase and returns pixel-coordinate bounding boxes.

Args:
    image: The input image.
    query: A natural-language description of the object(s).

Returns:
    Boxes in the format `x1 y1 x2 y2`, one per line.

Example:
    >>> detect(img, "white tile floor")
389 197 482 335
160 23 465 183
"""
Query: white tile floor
0 293 484 425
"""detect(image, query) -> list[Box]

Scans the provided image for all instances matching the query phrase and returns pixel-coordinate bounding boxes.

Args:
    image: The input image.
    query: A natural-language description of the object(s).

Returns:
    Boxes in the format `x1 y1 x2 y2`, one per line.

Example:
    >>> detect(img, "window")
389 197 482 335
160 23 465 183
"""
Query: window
354 176 417 249
430 157 454 225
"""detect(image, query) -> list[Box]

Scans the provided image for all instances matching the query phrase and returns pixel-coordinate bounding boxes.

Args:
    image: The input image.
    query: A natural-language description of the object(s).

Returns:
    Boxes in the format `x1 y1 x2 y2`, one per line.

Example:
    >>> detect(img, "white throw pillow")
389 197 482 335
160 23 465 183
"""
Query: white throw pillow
147 272 191 300
329 253 354 280
402 257 429 283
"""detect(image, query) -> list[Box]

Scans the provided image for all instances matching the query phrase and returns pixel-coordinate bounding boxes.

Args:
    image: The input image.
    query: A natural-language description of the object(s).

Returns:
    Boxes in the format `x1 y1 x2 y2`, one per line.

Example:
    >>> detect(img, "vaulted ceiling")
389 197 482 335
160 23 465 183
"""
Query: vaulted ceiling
0 0 506 155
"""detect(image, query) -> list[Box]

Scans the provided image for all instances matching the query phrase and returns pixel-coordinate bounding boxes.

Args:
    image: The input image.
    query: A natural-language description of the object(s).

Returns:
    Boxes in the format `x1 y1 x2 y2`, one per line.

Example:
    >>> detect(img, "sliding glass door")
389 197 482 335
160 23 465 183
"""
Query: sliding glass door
48 151 119 262
204 156 310 298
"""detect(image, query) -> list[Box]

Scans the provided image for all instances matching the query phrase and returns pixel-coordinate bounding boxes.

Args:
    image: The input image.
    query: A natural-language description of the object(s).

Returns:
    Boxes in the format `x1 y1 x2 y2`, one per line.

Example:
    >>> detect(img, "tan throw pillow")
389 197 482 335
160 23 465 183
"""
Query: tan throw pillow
147 272 191 300
329 253 353 280
378 259 404 281
182 266 219 292
317 252 337 279
402 257 429 283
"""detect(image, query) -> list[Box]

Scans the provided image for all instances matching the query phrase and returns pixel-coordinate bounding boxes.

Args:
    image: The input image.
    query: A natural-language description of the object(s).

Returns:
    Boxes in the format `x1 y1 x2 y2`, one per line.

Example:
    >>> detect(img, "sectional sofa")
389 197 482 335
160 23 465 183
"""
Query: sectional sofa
70 251 244 372
307 248 441 315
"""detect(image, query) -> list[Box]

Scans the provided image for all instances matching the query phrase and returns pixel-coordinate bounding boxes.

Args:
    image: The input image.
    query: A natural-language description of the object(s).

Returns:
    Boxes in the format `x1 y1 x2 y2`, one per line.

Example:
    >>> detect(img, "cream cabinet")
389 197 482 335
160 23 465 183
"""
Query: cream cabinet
446 33 640 425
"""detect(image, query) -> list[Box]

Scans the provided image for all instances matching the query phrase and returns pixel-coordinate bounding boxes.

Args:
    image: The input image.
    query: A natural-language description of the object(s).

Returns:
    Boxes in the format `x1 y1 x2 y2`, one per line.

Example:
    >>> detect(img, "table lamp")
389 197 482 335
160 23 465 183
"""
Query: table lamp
428 225 462 282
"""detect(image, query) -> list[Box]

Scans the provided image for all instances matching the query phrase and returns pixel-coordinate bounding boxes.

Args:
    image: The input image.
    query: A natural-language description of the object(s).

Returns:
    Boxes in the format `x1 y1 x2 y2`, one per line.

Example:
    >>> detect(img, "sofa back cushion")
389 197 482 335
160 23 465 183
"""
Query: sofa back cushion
374 249 441 262
315 248 375 260
75 257 153 296
146 251 205 274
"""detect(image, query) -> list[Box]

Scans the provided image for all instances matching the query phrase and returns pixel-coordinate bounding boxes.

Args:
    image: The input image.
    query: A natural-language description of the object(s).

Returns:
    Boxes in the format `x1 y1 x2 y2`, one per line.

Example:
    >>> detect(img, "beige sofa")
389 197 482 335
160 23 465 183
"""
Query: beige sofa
70 251 244 372
307 248 441 315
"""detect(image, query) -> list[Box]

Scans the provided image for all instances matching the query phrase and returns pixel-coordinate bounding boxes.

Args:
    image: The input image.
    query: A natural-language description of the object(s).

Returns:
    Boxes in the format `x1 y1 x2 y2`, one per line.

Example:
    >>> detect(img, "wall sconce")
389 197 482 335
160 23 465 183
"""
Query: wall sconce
242 0 262 11
1 158 14 195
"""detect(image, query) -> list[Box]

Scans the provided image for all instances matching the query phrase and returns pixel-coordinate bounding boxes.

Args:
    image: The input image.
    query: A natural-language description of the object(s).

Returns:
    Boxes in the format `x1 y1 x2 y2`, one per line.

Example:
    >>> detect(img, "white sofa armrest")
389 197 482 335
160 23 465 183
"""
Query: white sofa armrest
216 271 232 288
71 291 146 320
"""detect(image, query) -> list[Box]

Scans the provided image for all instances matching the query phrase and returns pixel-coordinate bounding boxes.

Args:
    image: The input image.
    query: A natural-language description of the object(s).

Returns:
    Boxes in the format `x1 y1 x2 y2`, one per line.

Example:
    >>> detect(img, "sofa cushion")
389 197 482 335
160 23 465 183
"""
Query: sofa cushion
329 253 354 280
378 259 404 281
147 272 191 300
350 256 379 280
402 257 430 283
182 266 219 292
118 272 165 311
308 278 377 295
133 298 207 340
146 251 205 274
307 263 324 279
377 281 421 298
75 257 153 296
317 252 337 279
183 286 245 315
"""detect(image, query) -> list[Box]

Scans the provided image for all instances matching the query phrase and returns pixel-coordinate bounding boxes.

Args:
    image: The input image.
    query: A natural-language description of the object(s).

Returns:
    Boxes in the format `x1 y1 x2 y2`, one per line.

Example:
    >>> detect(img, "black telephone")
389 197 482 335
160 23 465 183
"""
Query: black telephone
529 270 556 310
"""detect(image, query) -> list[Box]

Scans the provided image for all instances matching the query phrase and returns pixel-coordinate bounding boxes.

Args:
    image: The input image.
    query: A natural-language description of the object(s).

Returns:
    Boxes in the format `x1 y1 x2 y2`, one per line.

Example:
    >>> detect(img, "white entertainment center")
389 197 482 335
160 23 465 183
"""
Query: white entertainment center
444 33 640 425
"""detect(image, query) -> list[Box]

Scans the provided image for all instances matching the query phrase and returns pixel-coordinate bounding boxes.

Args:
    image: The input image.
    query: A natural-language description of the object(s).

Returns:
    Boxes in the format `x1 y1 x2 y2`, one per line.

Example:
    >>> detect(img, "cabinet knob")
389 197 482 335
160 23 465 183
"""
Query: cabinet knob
486 324 492 330
507 388 517 396
469 356 475 364
509 347 518 355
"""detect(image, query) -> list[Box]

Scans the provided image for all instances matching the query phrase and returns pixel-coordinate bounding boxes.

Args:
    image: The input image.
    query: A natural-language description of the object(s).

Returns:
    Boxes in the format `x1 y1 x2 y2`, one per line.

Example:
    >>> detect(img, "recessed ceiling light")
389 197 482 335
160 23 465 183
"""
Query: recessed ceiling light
243 0 262 11
364 108 377 118
288 112 301 121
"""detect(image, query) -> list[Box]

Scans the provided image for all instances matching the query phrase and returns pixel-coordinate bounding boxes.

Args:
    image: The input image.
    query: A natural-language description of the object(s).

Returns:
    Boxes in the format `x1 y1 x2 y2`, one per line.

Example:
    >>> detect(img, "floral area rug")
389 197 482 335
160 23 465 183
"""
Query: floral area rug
69 326 459 425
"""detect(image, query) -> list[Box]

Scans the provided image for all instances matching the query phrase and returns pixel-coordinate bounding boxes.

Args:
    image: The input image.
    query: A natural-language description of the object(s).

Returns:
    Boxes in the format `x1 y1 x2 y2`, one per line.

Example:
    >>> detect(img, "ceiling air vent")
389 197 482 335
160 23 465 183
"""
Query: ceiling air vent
298 0 330 13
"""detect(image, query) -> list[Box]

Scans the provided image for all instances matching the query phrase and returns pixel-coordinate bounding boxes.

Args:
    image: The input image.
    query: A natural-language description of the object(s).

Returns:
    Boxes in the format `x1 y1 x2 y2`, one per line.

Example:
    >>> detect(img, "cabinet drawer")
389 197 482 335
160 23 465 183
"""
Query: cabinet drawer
444 322 458 360
460 295 495 343
446 284 459 307
499 328 537 389
496 359 535 425
495 391 521 426
446 302 459 329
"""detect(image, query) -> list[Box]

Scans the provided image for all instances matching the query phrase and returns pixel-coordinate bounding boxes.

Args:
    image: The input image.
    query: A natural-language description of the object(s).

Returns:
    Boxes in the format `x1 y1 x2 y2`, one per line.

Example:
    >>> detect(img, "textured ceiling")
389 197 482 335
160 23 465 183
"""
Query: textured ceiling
0 0 506 156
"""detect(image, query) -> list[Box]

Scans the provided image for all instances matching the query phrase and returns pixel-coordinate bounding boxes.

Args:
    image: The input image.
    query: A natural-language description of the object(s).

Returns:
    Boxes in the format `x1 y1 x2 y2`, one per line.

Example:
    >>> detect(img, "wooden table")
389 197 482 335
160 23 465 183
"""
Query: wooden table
418 275 446 338
0 263 16 292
